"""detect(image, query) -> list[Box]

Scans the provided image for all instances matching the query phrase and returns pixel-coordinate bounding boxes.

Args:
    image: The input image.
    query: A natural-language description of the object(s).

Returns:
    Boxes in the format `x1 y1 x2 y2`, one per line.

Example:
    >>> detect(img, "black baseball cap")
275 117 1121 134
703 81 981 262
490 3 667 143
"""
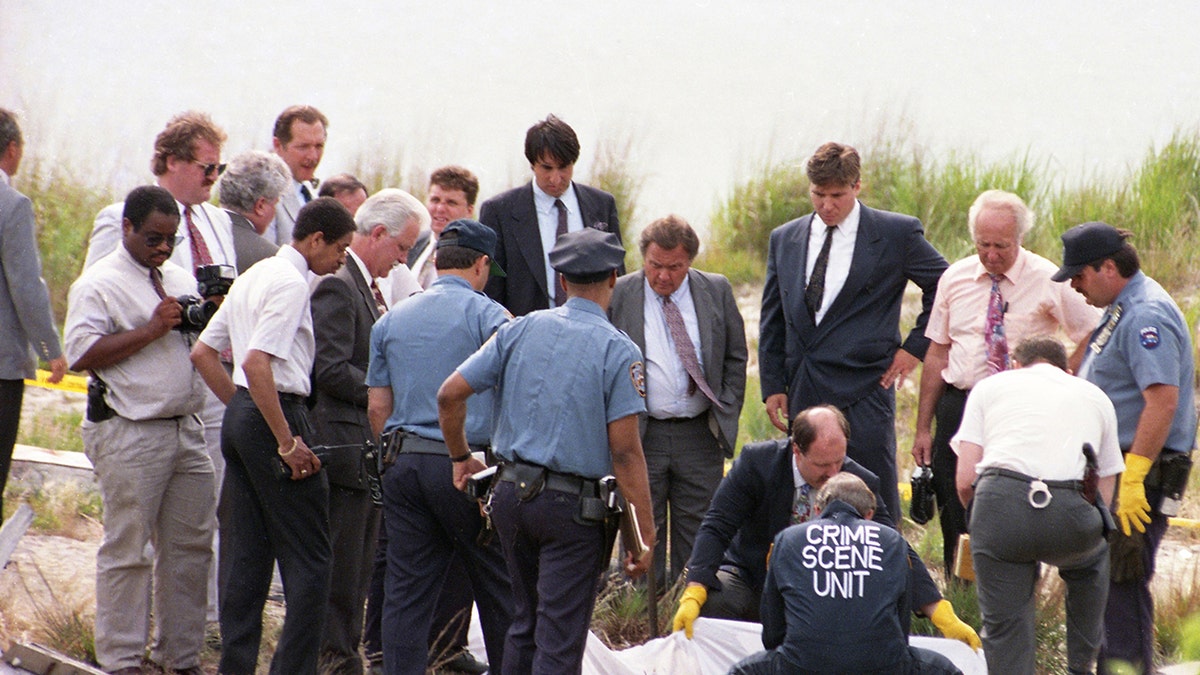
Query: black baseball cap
1051 221 1128 282
549 228 625 276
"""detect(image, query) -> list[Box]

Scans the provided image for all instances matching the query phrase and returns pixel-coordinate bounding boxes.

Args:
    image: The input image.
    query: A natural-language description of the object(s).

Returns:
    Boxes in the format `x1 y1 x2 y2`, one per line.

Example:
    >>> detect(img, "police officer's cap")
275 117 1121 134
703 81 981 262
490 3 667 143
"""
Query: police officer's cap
1051 221 1128 282
437 219 505 277
549 228 624 277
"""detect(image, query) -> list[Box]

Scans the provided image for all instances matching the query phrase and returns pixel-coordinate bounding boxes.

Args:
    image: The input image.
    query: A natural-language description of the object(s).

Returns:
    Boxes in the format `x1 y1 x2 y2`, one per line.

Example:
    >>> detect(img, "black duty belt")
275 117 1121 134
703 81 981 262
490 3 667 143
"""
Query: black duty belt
397 434 489 457
498 461 599 496
979 466 1083 509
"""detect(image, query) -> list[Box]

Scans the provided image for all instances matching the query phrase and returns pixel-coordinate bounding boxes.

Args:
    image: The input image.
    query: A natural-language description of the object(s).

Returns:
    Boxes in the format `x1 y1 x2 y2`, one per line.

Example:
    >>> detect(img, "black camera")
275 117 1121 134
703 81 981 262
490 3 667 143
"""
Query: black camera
174 264 235 333
196 263 236 297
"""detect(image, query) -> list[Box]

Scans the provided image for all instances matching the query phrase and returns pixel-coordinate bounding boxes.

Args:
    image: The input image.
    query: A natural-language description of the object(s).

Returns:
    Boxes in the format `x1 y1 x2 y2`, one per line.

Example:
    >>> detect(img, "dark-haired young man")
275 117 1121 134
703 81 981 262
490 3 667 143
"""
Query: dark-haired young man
192 197 356 675
479 115 622 316
759 141 947 519
66 185 215 675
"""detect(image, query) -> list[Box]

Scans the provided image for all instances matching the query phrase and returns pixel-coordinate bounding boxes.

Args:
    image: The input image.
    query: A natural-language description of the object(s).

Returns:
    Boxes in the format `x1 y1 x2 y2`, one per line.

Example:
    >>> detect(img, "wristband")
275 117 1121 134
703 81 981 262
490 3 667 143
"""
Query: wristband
451 453 472 463
279 437 298 457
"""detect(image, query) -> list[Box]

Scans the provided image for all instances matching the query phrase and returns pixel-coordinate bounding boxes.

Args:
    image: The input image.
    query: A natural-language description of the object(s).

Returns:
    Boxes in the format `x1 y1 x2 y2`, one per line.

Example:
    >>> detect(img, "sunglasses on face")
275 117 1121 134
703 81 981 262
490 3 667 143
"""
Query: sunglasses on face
143 232 185 248
190 159 227 177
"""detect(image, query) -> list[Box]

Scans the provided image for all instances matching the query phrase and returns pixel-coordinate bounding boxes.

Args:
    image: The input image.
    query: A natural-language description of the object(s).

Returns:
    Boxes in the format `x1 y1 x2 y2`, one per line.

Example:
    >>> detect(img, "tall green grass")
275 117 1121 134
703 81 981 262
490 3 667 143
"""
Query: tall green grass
705 129 1200 296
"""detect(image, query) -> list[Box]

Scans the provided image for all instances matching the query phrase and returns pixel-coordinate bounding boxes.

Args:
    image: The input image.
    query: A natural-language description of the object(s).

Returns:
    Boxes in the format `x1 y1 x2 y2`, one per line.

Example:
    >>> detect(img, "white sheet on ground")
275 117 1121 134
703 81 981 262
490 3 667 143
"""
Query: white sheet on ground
467 610 989 674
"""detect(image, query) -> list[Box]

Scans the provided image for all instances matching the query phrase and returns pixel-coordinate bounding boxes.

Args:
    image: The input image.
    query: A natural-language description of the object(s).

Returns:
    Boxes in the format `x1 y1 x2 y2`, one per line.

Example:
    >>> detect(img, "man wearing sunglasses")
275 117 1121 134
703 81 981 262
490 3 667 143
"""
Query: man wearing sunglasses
83 110 239 630
65 185 217 675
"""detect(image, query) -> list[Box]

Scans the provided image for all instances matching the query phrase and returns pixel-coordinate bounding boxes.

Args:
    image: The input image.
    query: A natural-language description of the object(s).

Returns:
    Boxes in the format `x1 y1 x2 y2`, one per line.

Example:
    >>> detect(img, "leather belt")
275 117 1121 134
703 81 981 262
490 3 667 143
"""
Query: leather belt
398 434 488 457
498 461 599 496
979 467 1083 490
648 413 706 425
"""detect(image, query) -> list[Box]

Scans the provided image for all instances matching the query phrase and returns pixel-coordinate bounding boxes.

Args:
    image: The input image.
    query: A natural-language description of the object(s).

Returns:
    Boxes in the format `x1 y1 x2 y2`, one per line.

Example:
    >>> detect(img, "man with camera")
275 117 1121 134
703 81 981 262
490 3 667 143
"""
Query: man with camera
64 185 216 675
367 218 513 675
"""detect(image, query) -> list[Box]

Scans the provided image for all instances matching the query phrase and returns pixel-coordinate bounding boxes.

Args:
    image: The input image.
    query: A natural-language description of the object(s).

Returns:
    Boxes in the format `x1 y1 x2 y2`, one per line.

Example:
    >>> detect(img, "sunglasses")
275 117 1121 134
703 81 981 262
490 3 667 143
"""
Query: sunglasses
143 232 185 248
190 159 227 177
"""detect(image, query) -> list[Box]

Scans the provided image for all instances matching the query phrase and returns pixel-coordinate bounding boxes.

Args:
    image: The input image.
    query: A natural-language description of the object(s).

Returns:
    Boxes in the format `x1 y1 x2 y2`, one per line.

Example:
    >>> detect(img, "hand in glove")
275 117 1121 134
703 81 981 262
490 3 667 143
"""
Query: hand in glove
1116 454 1153 536
1108 528 1147 583
672 583 707 639
930 599 982 650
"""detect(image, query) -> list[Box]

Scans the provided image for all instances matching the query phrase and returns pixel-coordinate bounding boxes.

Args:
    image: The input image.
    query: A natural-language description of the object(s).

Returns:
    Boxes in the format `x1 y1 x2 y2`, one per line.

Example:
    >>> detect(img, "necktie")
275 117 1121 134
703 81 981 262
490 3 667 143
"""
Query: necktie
805 225 837 321
792 483 813 525
553 199 569 306
185 207 213 270
300 184 313 203
418 251 437 289
150 267 167 299
369 280 388 316
661 296 724 411
985 273 1009 374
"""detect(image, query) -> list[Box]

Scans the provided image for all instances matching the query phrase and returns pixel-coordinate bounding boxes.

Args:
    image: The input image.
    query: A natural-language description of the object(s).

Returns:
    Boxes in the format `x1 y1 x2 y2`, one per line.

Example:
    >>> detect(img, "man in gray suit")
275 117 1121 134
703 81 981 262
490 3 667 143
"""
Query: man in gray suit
0 108 66 517
310 189 426 674
268 105 328 245
609 215 747 587
218 150 289 274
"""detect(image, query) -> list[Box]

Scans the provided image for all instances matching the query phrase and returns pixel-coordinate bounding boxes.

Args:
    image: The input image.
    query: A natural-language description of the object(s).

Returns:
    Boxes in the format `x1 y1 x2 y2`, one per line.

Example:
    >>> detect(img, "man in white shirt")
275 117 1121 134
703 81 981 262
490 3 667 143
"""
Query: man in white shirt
608 214 747 588
83 110 238 626
268 105 329 245
65 186 215 675
191 197 357 675
953 336 1122 675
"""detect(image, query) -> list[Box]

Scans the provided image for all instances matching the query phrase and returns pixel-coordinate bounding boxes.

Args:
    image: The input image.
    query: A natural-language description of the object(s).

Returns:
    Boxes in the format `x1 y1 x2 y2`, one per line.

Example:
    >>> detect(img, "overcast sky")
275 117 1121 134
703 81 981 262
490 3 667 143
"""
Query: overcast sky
2 1 1198 234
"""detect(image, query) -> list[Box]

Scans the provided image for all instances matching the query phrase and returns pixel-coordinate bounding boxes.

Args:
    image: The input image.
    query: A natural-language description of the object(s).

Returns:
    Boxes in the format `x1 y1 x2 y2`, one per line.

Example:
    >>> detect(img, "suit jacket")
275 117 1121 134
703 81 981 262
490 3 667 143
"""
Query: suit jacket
271 181 307 246
609 268 747 456
0 179 62 379
759 204 946 412
479 182 622 316
226 210 279 274
309 256 381 489
684 438 940 609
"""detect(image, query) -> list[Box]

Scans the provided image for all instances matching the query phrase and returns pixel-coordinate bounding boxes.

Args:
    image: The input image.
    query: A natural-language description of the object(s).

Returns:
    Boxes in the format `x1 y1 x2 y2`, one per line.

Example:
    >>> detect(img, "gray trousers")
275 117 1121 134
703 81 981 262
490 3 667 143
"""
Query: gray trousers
644 416 724 586
970 472 1109 675
84 414 216 672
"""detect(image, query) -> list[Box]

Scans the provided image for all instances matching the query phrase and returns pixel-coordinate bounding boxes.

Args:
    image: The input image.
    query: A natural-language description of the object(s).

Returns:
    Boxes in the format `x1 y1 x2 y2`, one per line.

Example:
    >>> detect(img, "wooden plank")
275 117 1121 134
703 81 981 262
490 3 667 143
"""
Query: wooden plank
1 642 105 674
0 503 33 569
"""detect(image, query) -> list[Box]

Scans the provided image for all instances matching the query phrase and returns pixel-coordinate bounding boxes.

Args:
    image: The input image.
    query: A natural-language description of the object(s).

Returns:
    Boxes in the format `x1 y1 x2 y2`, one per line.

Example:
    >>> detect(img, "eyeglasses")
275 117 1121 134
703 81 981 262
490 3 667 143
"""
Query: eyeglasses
143 232 185 248
190 160 227 177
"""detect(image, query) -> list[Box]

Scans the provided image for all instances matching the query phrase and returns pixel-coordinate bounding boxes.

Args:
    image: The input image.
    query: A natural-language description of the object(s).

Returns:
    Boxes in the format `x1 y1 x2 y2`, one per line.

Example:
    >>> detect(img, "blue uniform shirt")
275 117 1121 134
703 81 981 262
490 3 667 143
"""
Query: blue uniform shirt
366 275 509 444
457 296 647 479
1081 271 1197 451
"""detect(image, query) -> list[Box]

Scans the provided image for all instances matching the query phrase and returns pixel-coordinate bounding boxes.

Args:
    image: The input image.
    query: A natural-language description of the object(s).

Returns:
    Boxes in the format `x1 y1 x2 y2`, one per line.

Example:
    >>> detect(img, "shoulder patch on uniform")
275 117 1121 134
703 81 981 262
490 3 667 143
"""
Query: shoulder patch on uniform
630 361 646 397
1139 326 1160 349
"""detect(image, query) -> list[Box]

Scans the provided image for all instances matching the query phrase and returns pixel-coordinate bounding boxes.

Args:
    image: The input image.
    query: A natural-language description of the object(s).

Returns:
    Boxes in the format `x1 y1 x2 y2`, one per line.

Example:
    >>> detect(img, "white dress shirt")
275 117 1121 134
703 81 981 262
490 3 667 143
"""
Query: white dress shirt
805 200 861 324
532 182 583 306
199 245 315 396
643 275 709 419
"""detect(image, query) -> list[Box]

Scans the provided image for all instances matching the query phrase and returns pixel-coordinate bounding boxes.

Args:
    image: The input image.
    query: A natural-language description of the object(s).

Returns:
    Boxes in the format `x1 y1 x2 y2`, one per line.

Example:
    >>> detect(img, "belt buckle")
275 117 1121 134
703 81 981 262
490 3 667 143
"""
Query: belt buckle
1027 479 1052 509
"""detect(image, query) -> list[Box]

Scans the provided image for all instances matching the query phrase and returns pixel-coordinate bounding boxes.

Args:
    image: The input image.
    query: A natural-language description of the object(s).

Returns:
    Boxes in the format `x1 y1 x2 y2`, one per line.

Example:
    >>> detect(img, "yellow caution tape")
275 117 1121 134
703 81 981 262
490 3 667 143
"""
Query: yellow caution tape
24 369 88 394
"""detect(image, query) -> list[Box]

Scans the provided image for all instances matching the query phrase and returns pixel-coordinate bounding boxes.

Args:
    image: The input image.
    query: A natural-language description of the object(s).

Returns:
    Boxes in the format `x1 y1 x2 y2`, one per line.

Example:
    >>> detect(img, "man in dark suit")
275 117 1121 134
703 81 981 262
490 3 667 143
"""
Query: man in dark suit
0 108 67 519
609 214 747 588
479 115 622 316
760 141 947 519
310 189 426 674
218 150 289 273
671 406 979 650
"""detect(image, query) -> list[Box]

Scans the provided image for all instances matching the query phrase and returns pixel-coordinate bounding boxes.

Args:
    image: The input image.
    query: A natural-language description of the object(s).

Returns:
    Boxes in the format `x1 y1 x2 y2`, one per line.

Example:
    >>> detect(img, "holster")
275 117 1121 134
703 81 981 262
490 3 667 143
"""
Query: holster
86 377 115 423
1146 450 1193 516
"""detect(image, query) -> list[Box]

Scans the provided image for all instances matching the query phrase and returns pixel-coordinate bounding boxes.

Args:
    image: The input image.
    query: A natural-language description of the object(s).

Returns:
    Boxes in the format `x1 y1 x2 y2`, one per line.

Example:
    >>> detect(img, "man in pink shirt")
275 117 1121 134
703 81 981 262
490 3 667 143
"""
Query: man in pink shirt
912 189 1100 574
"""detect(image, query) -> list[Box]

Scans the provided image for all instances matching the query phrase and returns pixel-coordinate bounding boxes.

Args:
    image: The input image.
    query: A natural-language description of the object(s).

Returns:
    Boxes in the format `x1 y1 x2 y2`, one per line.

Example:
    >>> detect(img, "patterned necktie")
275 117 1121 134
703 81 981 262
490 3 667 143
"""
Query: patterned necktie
792 483 813 524
553 199 569 306
300 184 313 203
985 273 1009 374
805 225 837 321
661 296 724 411
369 280 388 316
185 207 213 270
150 267 167 299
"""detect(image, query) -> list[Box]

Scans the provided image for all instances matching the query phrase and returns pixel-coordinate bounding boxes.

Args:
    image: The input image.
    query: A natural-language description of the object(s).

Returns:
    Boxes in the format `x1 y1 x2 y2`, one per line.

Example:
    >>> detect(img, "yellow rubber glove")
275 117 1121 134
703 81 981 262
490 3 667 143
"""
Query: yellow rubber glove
672 584 707 639
930 599 981 650
1116 454 1154 536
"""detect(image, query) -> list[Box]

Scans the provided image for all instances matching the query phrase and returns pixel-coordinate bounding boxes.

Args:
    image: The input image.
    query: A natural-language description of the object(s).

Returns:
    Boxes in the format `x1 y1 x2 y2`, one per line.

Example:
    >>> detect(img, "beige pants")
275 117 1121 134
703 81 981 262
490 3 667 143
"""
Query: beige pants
84 414 216 671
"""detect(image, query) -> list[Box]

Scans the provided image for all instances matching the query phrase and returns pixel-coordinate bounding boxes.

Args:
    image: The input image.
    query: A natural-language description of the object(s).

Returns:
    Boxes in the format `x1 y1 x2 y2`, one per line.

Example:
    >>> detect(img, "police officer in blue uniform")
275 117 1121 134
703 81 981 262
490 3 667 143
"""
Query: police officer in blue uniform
366 219 514 675
438 228 657 675
729 473 961 675
1052 222 1198 675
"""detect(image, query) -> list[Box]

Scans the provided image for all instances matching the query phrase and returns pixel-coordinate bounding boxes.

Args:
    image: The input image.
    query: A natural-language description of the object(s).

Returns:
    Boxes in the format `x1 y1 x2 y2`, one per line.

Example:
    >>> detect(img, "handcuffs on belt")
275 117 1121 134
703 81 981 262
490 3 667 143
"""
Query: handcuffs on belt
1027 479 1052 509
